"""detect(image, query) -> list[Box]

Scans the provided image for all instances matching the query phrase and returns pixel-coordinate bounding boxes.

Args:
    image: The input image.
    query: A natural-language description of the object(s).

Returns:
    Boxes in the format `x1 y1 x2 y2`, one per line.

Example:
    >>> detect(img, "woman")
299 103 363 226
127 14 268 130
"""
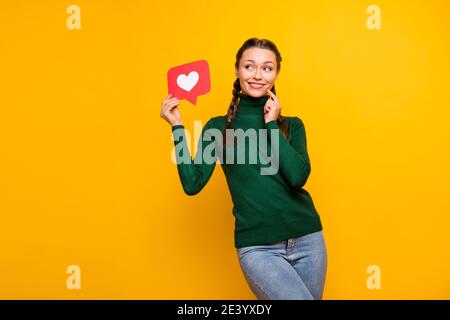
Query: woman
160 38 327 300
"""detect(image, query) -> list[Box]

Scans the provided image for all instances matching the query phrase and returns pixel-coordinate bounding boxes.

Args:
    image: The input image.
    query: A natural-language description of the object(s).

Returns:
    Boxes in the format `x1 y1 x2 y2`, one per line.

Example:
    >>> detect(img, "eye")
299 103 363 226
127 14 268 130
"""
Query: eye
244 65 273 71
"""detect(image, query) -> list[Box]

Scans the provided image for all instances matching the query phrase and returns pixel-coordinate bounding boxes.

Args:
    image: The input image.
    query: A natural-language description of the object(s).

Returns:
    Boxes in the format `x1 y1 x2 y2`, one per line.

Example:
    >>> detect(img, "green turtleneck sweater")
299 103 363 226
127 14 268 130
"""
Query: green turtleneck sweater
171 92 323 248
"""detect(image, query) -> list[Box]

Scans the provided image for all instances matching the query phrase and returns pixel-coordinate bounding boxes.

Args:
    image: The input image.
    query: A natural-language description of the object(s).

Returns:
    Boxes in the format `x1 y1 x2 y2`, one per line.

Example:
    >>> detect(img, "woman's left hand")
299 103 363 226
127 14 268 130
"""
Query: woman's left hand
264 89 282 123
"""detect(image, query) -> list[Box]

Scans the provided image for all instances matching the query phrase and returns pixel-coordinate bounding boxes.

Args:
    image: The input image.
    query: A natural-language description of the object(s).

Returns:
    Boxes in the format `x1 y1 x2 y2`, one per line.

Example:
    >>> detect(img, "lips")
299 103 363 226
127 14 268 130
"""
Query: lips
248 82 265 89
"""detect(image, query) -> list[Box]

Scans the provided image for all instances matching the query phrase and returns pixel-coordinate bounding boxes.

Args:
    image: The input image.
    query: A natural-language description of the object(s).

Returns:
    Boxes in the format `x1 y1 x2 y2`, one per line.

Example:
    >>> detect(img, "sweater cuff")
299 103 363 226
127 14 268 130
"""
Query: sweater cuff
265 120 279 129
171 124 185 132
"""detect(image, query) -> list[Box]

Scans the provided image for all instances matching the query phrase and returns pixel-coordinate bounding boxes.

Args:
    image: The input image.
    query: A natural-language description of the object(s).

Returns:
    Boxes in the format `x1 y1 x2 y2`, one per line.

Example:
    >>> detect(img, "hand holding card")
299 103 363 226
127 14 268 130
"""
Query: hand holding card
160 93 183 126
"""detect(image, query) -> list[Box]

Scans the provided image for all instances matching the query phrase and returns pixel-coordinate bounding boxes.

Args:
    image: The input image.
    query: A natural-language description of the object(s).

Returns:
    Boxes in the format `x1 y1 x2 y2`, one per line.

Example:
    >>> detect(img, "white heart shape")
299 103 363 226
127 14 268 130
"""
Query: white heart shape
176 71 199 92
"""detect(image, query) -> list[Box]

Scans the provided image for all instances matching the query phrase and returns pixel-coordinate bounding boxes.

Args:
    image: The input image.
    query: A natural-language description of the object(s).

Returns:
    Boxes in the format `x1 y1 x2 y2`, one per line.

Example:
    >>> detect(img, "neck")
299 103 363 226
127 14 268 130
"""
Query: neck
236 92 270 116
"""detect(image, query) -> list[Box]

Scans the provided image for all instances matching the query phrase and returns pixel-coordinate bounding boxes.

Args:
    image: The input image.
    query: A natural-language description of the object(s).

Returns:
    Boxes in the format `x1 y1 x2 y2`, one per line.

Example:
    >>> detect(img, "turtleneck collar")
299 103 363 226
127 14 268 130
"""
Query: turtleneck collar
236 92 270 116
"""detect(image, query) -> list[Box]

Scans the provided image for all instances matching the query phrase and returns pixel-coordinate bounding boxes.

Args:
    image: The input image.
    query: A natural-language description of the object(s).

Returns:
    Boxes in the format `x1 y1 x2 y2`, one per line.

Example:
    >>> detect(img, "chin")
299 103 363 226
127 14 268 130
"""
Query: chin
245 88 268 98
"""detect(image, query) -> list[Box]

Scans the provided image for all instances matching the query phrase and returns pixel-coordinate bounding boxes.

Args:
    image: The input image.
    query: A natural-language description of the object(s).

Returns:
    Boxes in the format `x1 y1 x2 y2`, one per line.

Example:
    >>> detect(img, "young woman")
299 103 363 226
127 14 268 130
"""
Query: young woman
160 38 327 300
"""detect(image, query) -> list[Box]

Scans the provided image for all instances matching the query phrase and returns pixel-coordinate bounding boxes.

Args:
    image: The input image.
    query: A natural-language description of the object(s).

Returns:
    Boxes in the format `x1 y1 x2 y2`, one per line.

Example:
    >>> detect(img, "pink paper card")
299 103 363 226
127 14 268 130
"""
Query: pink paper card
167 60 211 105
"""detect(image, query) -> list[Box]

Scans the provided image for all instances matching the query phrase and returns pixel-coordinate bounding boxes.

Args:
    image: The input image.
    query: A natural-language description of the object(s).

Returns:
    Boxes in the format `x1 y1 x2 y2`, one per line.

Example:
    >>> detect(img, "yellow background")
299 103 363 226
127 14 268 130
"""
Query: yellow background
1 0 449 299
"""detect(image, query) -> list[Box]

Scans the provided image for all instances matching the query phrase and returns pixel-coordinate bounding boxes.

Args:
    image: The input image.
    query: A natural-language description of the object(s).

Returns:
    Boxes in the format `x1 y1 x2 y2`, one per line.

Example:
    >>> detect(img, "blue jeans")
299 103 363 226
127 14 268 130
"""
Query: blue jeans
236 230 328 300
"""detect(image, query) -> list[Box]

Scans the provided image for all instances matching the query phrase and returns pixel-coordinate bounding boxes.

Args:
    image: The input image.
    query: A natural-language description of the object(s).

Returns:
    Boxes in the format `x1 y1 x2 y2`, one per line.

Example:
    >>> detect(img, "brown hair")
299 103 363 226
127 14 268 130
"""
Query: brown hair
221 37 288 146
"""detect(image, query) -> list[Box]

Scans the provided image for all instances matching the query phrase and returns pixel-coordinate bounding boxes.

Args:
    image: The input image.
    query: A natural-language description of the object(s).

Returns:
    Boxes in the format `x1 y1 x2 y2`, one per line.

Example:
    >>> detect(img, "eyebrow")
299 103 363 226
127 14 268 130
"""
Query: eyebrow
244 60 274 64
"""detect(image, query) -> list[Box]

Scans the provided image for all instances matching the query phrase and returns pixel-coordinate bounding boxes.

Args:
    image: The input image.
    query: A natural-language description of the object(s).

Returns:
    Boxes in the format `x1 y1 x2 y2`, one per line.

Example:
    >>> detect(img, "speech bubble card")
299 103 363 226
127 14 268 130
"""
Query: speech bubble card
167 60 211 105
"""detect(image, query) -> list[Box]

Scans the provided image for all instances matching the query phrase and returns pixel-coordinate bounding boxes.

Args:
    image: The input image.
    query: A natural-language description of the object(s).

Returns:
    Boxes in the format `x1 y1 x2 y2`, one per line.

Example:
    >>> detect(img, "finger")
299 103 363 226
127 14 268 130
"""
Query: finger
265 100 275 108
166 97 178 103
166 100 180 111
162 98 174 110
167 103 180 113
163 99 179 113
162 100 172 113
163 94 172 103
165 98 180 106
267 89 279 103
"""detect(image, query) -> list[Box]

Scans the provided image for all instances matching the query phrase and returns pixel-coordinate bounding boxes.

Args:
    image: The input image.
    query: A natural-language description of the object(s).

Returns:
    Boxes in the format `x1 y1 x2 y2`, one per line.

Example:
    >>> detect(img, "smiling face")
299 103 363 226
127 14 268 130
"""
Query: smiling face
235 47 279 98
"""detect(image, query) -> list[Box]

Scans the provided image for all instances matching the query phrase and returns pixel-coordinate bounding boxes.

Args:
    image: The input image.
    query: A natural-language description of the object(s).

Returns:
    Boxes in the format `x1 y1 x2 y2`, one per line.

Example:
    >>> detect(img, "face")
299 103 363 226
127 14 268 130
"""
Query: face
235 47 279 98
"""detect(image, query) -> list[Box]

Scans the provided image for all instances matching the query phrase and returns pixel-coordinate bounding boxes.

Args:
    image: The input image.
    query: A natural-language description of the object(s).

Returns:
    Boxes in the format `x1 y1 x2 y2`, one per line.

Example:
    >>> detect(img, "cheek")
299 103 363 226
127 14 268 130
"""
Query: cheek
241 70 254 79
264 73 276 82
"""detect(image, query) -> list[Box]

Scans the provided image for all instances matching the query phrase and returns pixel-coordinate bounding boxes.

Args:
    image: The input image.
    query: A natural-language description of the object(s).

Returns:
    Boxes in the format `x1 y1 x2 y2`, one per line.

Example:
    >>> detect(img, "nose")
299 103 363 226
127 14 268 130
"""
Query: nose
254 67 262 80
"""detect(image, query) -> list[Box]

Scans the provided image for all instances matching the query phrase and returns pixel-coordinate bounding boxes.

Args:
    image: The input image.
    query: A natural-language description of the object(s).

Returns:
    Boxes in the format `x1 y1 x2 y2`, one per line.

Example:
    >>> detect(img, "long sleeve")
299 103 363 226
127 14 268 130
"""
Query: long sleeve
171 118 218 196
265 117 311 188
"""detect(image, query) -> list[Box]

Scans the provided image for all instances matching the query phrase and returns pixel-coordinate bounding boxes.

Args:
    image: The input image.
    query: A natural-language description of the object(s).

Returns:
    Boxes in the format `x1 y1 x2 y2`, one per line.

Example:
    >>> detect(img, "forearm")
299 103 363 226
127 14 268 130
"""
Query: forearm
265 120 311 188
171 124 216 195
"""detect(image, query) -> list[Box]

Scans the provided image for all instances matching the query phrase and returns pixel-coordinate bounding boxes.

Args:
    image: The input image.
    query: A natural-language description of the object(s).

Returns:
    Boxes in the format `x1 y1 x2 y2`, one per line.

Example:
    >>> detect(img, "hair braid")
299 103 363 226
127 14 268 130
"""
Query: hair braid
221 78 241 146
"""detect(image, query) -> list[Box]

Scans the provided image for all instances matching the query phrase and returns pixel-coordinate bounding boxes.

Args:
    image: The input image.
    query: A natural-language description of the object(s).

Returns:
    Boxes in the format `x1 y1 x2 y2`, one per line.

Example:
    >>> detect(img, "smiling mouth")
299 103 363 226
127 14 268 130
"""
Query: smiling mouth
248 82 265 89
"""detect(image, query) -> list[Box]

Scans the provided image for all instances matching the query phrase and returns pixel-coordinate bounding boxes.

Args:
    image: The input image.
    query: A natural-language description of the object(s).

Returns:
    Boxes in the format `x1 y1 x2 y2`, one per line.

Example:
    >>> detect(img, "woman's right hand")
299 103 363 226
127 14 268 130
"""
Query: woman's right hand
160 94 183 126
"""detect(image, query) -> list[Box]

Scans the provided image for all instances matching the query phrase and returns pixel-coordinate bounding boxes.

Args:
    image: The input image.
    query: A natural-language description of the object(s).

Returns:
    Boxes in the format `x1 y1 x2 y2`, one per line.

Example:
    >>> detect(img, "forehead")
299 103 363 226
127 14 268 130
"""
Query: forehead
241 47 276 64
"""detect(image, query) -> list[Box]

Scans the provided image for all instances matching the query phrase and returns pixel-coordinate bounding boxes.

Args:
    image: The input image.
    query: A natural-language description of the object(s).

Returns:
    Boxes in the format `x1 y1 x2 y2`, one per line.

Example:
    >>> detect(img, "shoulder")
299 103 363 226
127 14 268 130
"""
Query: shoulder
283 116 305 129
205 115 227 129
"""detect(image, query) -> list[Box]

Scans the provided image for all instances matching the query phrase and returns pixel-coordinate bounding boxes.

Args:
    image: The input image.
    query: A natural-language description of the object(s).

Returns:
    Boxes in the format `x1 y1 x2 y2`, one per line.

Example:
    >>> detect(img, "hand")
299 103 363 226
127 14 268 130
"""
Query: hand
264 89 282 123
160 93 183 126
